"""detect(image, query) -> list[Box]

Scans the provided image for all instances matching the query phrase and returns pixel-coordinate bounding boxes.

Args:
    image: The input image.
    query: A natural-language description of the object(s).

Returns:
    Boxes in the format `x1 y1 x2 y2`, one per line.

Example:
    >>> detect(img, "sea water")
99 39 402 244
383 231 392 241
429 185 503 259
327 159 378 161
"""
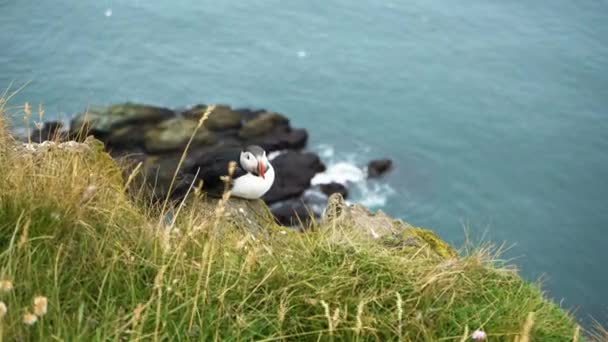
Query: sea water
1 0 607 324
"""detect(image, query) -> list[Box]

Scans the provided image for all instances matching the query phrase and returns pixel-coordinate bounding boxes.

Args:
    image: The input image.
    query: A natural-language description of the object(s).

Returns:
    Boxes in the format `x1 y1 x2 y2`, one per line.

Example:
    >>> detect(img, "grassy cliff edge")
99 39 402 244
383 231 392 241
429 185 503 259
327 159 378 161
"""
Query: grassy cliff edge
0 103 588 341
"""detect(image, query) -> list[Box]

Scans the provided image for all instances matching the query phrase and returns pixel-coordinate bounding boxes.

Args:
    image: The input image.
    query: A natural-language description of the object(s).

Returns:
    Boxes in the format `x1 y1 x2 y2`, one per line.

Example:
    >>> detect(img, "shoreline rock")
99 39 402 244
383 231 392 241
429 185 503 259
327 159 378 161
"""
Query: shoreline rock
23 102 393 226
368 158 393 178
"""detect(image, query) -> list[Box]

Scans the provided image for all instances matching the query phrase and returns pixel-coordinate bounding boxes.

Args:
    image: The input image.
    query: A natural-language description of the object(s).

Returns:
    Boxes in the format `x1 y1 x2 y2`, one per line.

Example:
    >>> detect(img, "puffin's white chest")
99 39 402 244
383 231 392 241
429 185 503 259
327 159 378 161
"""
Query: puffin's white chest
231 165 275 199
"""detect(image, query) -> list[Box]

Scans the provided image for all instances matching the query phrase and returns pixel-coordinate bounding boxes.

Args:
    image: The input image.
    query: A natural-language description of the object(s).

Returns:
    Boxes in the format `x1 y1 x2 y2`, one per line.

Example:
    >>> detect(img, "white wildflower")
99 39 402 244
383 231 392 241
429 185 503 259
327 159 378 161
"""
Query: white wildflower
23 312 37 325
471 329 487 340
33 296 48 316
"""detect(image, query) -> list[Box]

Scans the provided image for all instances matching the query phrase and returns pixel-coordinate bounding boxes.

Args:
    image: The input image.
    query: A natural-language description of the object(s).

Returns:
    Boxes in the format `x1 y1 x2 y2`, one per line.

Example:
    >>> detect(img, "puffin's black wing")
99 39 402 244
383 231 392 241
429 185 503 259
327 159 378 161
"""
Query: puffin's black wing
193 148 247 196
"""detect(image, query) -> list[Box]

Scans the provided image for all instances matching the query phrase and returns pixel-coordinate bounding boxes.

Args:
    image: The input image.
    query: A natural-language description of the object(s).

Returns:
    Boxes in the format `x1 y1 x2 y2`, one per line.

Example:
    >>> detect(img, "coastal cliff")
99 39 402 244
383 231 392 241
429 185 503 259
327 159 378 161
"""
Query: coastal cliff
31 102 392 226
0 102 585 341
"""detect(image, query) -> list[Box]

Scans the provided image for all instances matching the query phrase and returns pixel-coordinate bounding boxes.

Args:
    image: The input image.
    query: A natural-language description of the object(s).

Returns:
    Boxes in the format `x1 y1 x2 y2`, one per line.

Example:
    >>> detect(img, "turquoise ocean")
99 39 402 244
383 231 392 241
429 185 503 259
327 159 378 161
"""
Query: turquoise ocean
1 0 607 324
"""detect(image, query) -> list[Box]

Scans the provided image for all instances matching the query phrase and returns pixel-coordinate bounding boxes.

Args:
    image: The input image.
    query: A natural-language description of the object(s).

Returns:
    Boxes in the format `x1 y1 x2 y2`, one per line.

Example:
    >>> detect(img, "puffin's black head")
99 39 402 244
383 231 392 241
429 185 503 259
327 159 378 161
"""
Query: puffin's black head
240 145 270 178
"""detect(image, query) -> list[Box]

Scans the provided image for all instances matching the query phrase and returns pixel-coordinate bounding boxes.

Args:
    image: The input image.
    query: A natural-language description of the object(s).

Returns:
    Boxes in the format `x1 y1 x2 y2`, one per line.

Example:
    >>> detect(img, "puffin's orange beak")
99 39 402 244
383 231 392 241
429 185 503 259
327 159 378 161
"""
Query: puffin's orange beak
258 161 266 179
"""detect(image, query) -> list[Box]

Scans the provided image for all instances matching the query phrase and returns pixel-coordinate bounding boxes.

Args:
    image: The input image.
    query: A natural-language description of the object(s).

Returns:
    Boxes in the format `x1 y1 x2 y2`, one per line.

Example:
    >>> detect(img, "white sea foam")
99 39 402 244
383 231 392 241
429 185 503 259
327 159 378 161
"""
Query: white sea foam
311 144 395 209
104 8 113 17
311 162 365 185
297 50 307 58
354 182 396 208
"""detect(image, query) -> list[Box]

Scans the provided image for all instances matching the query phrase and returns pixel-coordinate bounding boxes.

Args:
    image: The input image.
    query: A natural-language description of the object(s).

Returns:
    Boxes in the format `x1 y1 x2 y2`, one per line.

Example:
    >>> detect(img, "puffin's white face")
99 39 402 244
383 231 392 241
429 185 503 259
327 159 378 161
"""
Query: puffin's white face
240 149 271 179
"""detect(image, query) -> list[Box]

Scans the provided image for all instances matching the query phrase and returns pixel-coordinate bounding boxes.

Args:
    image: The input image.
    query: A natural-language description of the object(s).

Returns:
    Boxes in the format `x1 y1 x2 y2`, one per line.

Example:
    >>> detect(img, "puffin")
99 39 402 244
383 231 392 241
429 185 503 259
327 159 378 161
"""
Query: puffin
192 145 275 199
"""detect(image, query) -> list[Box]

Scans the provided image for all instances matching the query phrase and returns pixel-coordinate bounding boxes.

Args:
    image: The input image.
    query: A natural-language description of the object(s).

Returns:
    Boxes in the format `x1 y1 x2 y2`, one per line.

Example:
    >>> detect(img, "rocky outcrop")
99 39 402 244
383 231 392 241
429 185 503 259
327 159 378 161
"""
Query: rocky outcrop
178 193 454 261
30 102 394 226
61 103 330 224
70 103 174 132
323 194 456 258
320 182 348 199
263 151 325 204
368 158 393 178
268 199 312 227
239 112 289 139
198 105 243 131
143 118 216 153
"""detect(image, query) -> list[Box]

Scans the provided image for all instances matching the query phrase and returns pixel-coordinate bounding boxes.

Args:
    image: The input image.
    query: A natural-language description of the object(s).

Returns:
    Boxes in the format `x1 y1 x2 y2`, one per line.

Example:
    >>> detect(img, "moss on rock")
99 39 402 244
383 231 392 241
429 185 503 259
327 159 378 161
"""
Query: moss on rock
70 103 175 133
238 112 289 139
144 117 216 153
205 105 243 131
407 227 458 258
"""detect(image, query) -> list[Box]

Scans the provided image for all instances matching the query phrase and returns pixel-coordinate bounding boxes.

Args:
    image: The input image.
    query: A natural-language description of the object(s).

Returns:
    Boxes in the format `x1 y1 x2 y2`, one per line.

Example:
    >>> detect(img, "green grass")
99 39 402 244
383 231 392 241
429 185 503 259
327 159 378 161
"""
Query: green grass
0 100 593 341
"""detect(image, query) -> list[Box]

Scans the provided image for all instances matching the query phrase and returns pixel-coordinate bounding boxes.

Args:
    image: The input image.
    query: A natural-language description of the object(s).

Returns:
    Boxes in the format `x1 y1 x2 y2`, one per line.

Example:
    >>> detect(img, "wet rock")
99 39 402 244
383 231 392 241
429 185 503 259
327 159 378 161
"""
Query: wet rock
143 118 216 153
263 151 326 204
320 182 348 199
368 158 393 178
238 112 289 139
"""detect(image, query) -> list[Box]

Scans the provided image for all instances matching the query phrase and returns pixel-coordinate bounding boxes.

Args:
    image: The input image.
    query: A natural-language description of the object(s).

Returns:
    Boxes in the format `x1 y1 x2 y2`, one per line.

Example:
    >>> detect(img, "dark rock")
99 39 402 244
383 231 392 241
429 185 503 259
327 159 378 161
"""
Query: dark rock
238 112 289 139
320 182 348 199
60 101 331 226
368 158 393 178
249 127 309 152
139 154 183 199
283 128 308 149
31 121 66 142
263 151 326 204
104 124 152 150
270 200 315 227
143 118 216 153
181 144 238 174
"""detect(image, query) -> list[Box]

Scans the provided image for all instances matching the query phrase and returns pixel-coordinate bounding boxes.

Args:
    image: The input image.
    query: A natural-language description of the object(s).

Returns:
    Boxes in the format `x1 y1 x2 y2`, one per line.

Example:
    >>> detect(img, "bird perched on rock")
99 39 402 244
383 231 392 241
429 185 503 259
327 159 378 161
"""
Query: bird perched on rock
190 145 275 199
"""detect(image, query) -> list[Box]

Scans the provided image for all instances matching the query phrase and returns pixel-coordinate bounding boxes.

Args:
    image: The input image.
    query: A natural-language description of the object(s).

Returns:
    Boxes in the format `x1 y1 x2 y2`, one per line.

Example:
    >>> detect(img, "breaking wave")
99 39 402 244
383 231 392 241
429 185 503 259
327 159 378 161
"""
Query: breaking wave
311 144 395 209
